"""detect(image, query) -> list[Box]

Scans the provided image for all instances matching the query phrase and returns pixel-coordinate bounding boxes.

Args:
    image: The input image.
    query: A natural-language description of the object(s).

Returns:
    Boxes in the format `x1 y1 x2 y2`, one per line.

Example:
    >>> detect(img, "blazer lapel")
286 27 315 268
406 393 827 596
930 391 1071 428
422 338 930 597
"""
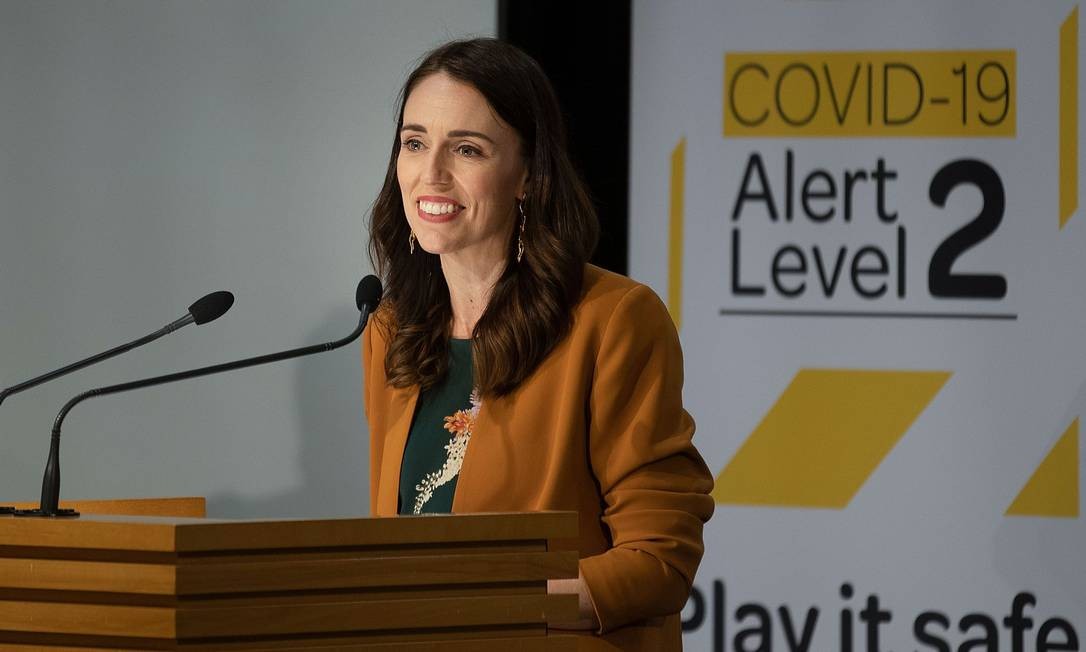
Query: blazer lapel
451 391 504 513
375 385 419 516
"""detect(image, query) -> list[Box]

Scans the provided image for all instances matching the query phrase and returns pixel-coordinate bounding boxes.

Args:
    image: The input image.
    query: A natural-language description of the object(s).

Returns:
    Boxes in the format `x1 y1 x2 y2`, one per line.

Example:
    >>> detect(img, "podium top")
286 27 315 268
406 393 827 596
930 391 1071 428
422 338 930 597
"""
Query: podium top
0 510 578 553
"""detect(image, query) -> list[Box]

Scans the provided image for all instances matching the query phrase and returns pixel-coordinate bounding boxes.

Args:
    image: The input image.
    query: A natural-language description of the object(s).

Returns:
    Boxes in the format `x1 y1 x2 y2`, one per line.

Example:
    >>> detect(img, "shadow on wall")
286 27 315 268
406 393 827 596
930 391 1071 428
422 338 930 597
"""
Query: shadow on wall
207 304 370 519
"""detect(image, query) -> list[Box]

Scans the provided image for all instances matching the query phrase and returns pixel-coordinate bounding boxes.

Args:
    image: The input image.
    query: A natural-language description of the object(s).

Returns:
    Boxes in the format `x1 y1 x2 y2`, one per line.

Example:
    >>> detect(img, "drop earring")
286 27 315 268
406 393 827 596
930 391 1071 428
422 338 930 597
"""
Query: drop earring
408 231 416 254
516 201 526 263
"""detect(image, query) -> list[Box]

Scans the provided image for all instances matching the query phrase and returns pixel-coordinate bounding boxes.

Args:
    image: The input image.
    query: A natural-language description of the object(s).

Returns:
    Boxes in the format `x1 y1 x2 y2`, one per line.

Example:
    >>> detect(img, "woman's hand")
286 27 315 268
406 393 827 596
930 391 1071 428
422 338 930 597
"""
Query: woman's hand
547 571 601 631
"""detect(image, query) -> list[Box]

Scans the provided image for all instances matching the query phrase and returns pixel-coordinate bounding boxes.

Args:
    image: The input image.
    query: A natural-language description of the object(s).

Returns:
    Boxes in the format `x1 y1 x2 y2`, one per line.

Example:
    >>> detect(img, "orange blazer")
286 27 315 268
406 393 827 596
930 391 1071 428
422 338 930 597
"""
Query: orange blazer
362 265 715 651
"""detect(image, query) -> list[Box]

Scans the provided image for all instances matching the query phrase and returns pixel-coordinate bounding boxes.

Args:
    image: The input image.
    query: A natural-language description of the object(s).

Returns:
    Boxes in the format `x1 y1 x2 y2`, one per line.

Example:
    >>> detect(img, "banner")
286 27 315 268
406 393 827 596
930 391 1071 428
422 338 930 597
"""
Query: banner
630 2 1085 650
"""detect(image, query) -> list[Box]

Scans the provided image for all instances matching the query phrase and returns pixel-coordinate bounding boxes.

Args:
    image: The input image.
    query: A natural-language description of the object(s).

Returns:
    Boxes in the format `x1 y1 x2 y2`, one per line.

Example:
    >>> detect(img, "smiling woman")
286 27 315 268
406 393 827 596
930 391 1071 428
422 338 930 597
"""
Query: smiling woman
363 38 714 651
397 72 528 287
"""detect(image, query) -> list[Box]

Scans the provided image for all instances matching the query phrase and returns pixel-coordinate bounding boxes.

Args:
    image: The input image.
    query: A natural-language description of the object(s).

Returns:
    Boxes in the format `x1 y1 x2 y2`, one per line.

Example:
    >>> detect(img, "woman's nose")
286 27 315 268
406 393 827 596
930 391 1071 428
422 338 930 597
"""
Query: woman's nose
423 149 451 185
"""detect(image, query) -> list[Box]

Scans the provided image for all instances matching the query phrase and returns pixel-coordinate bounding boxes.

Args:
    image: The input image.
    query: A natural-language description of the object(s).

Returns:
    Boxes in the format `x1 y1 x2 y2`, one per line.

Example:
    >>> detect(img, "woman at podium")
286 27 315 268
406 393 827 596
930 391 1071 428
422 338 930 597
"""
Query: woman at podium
362 38 713 651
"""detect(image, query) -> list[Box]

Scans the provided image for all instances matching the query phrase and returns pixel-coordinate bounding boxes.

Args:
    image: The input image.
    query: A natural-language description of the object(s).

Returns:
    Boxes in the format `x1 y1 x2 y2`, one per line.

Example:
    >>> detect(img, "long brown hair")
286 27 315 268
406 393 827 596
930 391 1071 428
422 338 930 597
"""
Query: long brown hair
368 38 598 397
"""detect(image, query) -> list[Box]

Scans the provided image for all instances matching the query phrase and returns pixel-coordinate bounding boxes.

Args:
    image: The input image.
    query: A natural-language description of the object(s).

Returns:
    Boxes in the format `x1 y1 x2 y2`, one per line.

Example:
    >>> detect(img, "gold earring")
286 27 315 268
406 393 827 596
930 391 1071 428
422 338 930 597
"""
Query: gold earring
516 201 526 263
408 231 416 254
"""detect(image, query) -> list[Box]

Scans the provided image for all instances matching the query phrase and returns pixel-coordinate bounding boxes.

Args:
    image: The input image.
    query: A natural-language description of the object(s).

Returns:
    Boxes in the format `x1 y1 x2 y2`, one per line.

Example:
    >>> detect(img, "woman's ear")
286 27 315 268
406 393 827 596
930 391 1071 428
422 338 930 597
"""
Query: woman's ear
516 165 530 201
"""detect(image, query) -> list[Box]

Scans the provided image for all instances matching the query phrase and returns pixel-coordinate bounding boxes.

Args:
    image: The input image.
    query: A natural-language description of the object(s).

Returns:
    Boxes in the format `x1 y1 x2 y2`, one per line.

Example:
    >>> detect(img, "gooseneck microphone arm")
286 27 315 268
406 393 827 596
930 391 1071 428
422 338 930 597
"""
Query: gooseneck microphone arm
52 313 369 432
23 276 381 517
0 328 173 408
0 291 234 408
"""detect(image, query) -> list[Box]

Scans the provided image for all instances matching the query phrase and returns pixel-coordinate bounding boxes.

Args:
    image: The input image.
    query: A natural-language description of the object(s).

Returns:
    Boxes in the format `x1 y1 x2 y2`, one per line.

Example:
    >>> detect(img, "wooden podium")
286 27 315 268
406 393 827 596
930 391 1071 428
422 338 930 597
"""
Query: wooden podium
0 498 584 650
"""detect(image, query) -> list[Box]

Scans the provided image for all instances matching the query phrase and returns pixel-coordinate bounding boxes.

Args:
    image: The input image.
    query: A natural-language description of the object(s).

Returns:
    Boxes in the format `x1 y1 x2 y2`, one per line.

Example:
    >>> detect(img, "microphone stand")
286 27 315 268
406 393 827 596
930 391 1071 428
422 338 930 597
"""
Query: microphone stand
17 304 374 517
0 330 175 514
2 320 193 514
1 293 232 515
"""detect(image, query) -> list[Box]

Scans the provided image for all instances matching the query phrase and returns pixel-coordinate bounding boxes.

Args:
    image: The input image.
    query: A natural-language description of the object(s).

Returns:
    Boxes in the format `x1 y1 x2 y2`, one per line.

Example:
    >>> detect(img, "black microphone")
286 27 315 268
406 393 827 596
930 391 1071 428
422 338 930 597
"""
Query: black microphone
17 276 381 517
0 290 234 516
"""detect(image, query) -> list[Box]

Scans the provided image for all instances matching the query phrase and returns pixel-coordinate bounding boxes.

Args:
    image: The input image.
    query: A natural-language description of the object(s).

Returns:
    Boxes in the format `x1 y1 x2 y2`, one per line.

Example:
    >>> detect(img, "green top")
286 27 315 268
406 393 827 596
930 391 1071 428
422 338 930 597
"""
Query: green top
398 339 475 515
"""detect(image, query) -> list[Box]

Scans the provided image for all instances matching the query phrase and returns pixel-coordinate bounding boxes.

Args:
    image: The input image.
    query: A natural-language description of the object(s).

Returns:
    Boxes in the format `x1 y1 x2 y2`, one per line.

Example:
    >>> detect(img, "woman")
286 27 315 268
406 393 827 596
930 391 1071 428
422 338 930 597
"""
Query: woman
363 38 713 650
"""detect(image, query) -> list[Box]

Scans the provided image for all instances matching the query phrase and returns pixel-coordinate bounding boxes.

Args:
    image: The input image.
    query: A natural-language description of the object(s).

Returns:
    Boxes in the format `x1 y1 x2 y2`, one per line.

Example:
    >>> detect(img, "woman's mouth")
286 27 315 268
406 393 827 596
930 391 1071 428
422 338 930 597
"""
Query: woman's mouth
417 198 464 223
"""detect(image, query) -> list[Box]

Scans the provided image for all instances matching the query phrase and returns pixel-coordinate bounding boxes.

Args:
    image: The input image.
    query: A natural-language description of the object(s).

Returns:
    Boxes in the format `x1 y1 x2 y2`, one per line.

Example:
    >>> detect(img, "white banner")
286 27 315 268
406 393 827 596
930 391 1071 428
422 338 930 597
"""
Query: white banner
630 2 1085 650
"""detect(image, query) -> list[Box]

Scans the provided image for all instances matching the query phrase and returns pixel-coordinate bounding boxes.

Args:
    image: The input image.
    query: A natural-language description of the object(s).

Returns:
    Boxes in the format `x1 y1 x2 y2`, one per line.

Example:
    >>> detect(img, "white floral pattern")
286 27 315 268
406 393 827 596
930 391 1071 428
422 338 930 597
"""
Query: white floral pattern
412 388 481 515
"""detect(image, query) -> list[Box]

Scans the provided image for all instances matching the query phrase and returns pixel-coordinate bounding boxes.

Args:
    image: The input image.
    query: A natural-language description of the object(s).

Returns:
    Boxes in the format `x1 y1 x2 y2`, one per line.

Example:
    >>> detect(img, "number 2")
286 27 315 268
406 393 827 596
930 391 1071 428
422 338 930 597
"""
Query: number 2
928 159 1007 299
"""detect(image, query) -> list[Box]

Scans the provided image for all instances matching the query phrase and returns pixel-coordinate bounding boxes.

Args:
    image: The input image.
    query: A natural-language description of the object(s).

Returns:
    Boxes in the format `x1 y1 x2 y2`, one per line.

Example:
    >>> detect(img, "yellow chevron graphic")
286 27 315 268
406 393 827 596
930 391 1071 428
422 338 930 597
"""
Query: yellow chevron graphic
1060 7 1078 229
668 138 686 329
713 369 950 508
1006 419 1079 518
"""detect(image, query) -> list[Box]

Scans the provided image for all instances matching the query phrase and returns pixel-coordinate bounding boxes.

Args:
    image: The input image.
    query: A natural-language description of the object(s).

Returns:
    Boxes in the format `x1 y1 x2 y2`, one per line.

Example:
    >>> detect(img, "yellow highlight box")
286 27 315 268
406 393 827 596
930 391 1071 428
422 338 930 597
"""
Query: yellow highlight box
724 50 1016 137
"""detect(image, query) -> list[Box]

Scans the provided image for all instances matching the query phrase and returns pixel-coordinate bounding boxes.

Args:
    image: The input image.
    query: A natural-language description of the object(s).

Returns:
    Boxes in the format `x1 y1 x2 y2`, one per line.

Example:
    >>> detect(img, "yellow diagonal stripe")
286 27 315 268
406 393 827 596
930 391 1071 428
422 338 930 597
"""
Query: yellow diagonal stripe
1060 7 1078 229
667 138 685 330
713 369 951 508
1006 419 1079 518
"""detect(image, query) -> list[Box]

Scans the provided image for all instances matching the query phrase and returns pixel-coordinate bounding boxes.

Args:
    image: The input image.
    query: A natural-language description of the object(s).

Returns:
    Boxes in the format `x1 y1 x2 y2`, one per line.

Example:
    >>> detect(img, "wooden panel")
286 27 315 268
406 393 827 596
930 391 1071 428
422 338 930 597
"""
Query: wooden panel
180 625 547 648
0 587 175 607
0 600 176 638
0 512 577 555
0 558 176 594
0 633 172 651
0 584 540 608
180 585 543 608
0 511 581 649
5 497 206 518
0 630 584 651
175 551 578 594
0 542 536 565
0 644 108 652
0 552 573 597
174 512 579 552
177 540 544 564
0 515 186 552
0 545 178 565
183 633 581 651
176 595 579 638
0 595 580 640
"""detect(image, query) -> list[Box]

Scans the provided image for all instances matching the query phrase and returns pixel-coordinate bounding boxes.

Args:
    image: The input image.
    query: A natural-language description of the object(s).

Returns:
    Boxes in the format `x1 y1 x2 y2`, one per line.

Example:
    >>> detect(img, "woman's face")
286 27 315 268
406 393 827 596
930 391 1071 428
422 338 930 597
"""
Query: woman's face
397 72 528 265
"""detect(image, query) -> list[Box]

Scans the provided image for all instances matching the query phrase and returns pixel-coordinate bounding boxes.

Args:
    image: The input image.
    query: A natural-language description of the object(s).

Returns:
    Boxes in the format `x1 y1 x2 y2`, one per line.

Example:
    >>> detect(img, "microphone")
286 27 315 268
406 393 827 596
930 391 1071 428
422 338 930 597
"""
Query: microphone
0 290 234 515
17 276 382 517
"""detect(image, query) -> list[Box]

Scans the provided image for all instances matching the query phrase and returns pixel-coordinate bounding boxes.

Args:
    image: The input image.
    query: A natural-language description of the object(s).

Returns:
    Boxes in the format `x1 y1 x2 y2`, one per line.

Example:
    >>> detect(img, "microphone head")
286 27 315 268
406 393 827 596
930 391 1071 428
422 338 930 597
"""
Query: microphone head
356 275 383 313
189 291 235 325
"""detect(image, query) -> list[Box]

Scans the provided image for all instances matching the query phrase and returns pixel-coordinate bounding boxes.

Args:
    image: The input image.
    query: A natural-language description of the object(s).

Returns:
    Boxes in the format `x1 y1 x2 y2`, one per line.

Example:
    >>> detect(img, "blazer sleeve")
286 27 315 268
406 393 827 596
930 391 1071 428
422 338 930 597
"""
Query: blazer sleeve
578 284 715 633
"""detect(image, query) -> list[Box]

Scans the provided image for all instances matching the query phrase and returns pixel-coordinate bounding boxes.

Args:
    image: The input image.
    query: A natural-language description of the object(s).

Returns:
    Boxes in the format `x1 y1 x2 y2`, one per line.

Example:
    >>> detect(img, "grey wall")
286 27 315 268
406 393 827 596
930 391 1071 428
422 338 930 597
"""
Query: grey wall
0 0 494 517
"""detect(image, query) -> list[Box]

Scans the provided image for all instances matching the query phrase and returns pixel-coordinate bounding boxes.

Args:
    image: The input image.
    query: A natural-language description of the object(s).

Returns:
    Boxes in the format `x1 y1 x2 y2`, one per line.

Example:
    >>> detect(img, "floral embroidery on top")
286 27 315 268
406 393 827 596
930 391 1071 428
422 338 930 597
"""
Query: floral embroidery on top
412 388 481 515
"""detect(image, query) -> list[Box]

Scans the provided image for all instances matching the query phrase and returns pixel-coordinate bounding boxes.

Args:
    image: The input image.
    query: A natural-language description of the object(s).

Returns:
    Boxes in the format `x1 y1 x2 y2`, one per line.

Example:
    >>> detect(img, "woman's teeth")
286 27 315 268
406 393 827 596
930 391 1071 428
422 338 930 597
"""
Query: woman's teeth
419 201 460 215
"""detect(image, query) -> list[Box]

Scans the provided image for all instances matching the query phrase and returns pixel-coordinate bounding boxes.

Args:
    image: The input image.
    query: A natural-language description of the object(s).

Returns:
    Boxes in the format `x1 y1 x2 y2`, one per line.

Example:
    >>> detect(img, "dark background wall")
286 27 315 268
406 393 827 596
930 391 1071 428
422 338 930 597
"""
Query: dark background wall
499 1 632 276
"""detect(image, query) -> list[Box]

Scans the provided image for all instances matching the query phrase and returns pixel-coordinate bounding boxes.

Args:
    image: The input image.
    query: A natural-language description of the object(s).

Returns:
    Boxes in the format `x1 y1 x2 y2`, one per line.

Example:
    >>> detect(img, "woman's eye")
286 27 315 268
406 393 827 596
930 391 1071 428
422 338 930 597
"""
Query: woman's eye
457 145 481 157
402 139 423 151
